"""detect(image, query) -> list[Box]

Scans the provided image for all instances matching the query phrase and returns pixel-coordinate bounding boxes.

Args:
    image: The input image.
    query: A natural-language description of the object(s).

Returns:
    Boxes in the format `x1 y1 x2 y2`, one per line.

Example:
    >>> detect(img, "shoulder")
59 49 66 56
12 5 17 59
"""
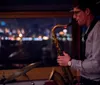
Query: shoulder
93 20 100 38
96 20 100 26
95 20 100 27
93 20 100 32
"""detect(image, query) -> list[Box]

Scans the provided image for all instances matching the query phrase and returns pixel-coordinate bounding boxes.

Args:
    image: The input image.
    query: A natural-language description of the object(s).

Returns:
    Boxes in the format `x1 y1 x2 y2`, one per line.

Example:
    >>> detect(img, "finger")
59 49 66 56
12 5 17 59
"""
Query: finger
57 60 62 65
58 56 63 59
57 58 61 61
57 60 62 64
59 63 64 66
57 56 60 60
59 63 62 66
63 52 69 57
58 62 62 66
63 51 67 55
57 57 63 60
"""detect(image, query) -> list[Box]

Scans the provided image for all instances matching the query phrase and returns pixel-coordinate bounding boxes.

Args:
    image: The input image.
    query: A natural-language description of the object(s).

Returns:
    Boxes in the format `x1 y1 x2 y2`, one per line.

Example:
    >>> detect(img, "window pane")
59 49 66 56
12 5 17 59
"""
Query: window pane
0 17 72 69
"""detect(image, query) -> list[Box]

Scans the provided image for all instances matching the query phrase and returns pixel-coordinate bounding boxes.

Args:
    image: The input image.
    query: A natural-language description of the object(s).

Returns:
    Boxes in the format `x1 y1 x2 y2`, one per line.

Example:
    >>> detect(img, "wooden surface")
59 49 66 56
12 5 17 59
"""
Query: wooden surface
0 66 80 81
0 12 72 18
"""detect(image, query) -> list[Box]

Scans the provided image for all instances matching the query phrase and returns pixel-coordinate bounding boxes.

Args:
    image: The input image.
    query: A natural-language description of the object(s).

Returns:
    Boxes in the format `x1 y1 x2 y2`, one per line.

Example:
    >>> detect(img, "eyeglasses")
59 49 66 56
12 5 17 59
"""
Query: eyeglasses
73 10 81 16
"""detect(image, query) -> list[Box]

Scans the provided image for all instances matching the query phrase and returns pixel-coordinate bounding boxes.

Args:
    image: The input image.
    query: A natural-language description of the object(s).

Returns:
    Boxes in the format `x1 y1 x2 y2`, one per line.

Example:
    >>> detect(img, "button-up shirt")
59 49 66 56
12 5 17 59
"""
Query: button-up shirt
71 21 100 81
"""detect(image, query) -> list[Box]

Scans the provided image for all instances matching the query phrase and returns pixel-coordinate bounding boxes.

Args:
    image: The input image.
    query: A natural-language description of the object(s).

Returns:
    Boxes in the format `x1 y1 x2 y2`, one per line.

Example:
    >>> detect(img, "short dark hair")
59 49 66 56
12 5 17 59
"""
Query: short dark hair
73 0 96 15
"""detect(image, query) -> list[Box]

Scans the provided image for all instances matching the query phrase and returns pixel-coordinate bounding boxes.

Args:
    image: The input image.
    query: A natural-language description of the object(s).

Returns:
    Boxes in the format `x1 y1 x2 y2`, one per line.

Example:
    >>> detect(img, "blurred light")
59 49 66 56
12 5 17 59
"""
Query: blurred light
56 33 59 37
58 37 62 40
5 28 9 33
22 37 32 41
59 31 64 35
62 37 66 41
38 35 42 39
63 29 67 36
33 38 43 41
5 37 9 40
21 28 25 34
9 37 15 41
0 28 4 33
16 37 21 41
1 21 6 26
9 32 12 35
17 29 21 34
67 37 72 41
43 36 49 40
1 37 4 40
19 33 23 37
12 29 16 34
63 29 67 33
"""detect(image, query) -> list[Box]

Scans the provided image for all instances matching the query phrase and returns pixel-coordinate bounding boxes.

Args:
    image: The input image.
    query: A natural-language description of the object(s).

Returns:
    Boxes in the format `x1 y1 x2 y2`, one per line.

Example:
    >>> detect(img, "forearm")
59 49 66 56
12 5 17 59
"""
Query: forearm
71 59 100 74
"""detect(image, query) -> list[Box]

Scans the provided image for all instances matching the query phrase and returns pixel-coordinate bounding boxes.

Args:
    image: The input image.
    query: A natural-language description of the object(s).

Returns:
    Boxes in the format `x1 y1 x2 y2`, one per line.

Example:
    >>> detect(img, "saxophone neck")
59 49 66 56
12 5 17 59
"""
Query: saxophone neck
51 24 67 33
51 23 72 33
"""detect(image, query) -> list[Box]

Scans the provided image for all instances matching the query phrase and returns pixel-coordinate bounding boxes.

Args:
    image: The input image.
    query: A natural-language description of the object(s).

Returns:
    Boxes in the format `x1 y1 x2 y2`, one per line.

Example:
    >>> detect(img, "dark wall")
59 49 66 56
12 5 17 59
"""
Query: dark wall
0 0 72 12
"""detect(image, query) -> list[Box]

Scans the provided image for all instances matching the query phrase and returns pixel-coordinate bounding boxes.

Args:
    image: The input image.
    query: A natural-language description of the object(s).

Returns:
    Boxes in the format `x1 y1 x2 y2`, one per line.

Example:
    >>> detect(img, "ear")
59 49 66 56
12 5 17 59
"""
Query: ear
85 8 91 15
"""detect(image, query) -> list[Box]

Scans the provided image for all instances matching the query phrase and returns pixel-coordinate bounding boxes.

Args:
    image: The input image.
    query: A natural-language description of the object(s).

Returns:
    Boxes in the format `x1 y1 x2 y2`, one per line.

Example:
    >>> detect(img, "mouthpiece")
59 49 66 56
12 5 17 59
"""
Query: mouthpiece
64 22 72 29
67 22 72 27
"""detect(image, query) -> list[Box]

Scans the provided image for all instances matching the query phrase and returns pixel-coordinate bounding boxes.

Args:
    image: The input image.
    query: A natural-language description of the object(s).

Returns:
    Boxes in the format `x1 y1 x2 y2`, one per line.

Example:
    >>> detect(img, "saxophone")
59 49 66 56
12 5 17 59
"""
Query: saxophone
49 23 75 85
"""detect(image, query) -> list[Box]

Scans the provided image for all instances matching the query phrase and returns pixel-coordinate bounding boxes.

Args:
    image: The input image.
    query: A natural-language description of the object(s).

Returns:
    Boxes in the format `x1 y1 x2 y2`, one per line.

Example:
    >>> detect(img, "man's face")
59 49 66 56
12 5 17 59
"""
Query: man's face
73 7 88 26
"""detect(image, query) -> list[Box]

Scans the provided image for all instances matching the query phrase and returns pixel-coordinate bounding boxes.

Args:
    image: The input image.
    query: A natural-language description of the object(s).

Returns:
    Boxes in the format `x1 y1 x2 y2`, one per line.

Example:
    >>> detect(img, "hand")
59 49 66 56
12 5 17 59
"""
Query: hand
57 52 71 66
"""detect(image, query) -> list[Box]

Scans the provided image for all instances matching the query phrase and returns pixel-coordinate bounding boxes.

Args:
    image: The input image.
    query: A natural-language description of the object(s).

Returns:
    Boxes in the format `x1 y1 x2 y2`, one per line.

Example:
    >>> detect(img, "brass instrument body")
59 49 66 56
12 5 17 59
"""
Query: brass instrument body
51 24 75 85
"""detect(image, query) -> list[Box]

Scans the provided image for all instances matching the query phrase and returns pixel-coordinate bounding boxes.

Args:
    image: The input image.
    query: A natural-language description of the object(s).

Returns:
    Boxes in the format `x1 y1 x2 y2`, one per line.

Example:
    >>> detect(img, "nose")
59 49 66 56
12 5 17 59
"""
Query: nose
73 14 76 19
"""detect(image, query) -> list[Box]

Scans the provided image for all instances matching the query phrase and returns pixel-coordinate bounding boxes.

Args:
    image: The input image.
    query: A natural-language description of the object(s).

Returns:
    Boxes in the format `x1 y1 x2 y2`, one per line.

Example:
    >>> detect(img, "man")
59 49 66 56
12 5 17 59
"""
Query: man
57 0 100 85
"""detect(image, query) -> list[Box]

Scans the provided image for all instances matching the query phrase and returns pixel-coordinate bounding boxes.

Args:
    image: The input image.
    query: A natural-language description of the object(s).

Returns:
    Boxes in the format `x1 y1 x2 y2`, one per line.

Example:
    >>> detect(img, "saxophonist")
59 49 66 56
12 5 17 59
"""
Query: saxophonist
57 0 100 85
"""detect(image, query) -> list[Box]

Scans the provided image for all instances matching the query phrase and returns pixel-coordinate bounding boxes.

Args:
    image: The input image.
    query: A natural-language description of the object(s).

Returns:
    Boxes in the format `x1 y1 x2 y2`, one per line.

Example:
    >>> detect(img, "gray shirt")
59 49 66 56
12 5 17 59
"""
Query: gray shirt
71 21 100 81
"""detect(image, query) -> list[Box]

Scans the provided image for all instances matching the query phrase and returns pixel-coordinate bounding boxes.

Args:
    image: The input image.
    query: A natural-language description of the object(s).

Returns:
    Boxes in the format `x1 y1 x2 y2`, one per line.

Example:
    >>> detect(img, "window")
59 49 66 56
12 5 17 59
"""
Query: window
0 12 73 69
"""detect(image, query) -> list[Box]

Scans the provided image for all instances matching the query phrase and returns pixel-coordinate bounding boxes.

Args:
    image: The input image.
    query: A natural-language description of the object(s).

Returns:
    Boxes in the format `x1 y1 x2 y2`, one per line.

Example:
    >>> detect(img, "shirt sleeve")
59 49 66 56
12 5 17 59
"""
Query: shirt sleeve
71 59 100 74
71 22 100 74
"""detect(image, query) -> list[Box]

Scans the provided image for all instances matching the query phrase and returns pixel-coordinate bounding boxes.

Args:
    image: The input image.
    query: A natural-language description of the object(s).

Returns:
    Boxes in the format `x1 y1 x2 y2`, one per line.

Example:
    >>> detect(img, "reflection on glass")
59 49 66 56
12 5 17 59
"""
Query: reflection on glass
0 18 72 69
